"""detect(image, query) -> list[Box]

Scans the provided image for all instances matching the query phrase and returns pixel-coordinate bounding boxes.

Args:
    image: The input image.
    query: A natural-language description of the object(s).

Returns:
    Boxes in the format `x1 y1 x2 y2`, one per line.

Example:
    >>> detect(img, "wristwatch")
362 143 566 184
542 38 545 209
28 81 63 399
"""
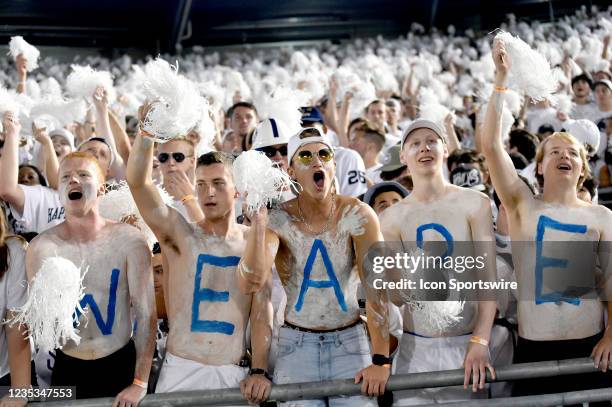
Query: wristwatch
248 368 272 381
372 354 392 366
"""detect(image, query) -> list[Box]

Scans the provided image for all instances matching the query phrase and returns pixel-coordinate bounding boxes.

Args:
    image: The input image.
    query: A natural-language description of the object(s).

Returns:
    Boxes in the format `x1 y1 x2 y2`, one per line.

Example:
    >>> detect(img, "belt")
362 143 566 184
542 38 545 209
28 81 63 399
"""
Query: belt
282 319 362 334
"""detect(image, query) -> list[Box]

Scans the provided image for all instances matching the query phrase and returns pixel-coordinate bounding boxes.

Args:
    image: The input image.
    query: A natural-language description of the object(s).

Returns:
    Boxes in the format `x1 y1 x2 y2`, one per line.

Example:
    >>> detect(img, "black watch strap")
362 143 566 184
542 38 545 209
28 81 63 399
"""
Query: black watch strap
372 354 392 366
248 368 272 380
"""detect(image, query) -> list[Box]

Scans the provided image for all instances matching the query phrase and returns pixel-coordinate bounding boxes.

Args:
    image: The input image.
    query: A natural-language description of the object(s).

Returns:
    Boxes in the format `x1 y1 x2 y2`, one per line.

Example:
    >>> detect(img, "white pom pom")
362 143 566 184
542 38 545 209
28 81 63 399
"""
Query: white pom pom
140 59 206 143
599 17 612 34
8 36 40 72
66 65 115 101
233 150 293 213
495 31 557 101
418 103 452 129
6 257 87 351
256 86 309 136
0 88 33 132
39 78 63 98
550 93 573 115
563 36 582 58
30 97 87 129
98 181 174 248
25 79 41 100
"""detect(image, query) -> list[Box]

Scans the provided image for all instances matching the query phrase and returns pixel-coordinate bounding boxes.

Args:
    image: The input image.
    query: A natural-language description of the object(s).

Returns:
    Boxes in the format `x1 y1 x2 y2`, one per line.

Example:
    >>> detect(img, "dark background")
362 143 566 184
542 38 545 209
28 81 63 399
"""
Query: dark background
0 0 608 55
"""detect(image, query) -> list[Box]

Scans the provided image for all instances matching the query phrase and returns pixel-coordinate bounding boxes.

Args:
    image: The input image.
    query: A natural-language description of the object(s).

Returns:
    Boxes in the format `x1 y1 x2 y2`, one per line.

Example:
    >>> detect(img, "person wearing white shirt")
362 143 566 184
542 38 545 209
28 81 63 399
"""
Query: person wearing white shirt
349 121 386 185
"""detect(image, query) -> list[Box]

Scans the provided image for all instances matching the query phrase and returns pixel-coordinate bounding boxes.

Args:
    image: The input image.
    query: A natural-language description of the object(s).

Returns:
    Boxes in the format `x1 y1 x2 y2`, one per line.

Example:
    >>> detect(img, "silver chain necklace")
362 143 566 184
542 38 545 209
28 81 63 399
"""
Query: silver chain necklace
297 193 336 235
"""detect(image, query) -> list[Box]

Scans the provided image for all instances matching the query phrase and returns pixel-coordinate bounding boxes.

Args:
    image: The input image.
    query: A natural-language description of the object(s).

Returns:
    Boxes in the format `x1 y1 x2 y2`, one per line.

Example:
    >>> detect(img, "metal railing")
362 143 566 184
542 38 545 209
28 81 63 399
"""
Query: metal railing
41 357 611 406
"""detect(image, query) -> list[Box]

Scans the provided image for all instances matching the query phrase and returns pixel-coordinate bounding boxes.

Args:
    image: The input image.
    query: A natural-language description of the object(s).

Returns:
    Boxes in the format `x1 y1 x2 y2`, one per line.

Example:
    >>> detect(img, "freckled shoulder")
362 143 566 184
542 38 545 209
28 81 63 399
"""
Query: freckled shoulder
453 186 491 214
108 222 150 247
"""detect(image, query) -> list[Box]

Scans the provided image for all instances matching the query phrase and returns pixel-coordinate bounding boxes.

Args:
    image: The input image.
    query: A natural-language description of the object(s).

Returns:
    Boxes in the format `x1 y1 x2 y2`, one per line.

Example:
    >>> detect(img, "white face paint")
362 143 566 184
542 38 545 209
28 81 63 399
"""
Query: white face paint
58 159 101 214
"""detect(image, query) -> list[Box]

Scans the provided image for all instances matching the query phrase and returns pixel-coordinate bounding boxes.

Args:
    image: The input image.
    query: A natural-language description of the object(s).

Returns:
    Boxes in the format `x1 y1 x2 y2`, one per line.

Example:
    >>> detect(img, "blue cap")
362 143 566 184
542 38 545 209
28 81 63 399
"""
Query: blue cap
300 106 324 125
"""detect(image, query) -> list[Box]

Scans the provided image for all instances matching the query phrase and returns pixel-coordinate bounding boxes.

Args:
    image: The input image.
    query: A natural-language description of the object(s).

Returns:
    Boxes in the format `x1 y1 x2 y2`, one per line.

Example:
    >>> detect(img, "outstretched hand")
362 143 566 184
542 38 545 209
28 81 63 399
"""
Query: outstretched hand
492 39 510 84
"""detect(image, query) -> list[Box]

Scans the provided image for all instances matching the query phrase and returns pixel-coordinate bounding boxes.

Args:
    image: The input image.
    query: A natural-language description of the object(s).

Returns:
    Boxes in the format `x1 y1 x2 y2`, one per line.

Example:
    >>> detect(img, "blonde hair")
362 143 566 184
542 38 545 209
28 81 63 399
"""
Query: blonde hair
535 132 591 188
60 152 106 185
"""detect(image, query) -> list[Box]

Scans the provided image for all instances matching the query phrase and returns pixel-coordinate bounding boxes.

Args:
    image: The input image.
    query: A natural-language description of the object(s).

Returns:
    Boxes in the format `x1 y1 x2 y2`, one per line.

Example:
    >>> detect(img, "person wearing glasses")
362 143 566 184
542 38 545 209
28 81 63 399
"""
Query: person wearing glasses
127 122 273 405
380 119 498 405
155 137 204 223
237 127 391 406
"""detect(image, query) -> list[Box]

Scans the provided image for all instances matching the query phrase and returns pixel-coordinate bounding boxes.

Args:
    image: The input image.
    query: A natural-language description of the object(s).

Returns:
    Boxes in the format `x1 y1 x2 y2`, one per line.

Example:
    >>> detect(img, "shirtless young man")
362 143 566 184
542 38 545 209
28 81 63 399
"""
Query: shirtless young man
380 119 498 405
238 127 390 406
481 39 612 396
26 152 156 406
127 129 273 405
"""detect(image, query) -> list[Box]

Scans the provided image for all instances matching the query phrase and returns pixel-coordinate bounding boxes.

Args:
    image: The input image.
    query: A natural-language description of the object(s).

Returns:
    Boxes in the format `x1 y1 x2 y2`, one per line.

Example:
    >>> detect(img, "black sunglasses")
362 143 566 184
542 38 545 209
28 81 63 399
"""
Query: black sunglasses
158 152 191 163
257 145 288 158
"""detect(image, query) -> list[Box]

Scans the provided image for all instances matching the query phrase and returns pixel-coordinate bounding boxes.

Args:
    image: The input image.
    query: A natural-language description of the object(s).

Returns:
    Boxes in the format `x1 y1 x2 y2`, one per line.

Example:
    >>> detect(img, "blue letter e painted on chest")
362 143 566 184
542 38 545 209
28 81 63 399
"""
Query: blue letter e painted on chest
295 239 348 313
191 254 240 335
535 215 587 306
77 268 120 336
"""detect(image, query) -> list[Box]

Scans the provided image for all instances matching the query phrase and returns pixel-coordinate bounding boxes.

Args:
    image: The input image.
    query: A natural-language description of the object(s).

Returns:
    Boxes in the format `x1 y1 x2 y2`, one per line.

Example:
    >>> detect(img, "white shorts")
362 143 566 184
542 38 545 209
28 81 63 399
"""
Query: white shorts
393 332 487 405
155 352 247 399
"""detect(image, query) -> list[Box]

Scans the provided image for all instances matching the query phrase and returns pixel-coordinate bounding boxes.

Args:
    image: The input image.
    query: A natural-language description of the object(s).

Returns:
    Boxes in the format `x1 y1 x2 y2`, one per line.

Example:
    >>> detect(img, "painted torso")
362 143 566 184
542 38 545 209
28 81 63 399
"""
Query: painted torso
267 204 364 330
162 215 251 365
32 223 140 359
509 198 605 340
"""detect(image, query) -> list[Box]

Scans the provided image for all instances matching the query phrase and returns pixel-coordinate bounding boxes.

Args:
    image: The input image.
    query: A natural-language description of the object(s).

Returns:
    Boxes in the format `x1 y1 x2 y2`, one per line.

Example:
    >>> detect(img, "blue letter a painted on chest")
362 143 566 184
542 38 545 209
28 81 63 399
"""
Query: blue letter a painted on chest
76 268 120 336
295 239 347 312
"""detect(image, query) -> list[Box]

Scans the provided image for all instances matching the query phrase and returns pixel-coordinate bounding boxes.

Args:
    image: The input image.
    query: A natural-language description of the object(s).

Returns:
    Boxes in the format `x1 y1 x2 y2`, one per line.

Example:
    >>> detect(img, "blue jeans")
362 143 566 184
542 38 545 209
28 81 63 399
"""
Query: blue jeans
273 323 377 407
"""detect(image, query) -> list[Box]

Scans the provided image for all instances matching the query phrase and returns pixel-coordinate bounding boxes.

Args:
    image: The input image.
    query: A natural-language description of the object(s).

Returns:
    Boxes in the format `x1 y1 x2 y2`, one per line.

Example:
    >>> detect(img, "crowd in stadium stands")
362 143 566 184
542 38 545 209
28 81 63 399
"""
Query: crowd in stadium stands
0 5 611 407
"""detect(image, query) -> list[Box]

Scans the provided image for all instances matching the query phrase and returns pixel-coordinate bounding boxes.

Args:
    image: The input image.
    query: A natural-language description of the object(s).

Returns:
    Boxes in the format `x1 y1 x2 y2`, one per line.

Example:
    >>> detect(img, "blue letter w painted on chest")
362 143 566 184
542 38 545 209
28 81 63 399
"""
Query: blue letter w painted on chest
191 254 240 335
76 268 120 336
295 239 347 312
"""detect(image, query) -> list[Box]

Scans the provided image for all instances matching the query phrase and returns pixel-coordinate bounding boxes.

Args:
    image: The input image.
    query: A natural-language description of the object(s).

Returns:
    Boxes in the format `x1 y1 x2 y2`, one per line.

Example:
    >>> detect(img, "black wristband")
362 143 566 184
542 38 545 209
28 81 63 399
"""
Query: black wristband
248 368 272 381
372 354 391 366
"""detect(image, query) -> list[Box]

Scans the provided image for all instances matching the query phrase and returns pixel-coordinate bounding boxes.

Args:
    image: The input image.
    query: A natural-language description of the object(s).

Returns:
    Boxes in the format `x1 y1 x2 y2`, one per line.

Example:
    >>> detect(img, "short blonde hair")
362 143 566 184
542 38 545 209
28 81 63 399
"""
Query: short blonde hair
60 152 106 185
535 132 591 188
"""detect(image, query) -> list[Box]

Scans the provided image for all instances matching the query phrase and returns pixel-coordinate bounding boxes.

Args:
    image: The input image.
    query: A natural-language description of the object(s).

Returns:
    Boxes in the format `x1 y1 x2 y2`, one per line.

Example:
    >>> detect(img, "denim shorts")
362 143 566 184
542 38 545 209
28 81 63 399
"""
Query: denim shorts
273 323 377 407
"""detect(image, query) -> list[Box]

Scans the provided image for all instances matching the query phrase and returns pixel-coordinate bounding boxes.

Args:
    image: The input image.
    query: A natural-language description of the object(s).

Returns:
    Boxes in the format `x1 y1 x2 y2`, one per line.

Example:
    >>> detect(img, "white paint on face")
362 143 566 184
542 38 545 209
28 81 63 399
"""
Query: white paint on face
337 205 367 237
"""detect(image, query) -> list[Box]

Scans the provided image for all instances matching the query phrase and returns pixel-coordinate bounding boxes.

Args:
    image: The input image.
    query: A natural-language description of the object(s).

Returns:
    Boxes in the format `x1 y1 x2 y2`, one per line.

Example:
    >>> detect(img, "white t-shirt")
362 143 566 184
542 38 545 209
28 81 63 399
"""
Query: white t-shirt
0 238 28 378
9 185 64 235
366 163 383 185
571 102 599 121
334 147 368 197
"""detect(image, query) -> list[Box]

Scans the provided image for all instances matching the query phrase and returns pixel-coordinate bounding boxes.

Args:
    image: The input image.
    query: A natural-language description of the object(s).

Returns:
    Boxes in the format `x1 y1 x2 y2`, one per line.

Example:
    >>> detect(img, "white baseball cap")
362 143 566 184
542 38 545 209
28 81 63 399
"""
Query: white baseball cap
287 127 335 164
252 118 291 150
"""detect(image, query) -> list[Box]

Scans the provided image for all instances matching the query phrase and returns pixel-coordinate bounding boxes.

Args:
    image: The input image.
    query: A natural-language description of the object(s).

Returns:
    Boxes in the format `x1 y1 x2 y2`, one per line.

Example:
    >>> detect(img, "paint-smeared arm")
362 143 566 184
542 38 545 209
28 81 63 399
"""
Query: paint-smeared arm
463 194 497 392
480 39 531 212
379 207 407 307
0 113 25 213
126 106 174 240
352 203 390 397
113 234 156 407
237 207 279 294
592 207 612 372
241 276 273 404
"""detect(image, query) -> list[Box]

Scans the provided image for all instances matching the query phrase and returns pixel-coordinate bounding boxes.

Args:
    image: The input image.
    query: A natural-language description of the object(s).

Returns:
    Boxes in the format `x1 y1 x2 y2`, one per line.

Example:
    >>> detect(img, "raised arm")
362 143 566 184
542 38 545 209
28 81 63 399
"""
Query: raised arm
33 126 59 190
236 207 279 294
240 276 273 405
0 113 25 213
15 55 27 95
113 235 156 407
480 39 531 212
463 194 497 392
336 91 353 148
108 110 132 164
92 87 126 180
352 203 390 397
126 106 175 239
325 77 340 134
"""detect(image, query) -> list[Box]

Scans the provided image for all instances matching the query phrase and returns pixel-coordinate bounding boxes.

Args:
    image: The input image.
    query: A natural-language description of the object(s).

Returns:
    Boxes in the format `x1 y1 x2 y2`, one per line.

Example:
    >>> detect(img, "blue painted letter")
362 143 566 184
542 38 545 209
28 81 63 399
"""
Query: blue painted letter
416 223 454 258
295 239 347 312
77 268 120 335
191 254 240 335
535 215 586 305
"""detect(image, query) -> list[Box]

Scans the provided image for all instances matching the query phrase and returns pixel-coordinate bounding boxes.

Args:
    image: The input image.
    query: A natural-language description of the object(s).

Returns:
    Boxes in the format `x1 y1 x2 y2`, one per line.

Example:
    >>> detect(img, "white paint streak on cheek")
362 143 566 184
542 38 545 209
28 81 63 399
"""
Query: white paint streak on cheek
59 182 69 206
294 162 310 171
82 183 97 202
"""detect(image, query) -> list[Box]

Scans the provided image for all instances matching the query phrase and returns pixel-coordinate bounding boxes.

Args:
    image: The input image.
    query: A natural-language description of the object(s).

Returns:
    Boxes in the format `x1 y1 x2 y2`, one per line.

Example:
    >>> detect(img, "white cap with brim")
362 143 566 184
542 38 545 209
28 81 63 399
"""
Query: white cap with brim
49 129 75 151
400 119 447 150
287 128 335 164
252 118 292 150
562 119 600 156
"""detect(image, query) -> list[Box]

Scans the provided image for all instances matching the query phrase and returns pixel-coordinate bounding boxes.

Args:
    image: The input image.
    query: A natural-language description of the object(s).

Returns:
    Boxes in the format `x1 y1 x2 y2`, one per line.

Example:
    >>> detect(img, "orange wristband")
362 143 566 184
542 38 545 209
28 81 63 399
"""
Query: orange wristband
494 85 507 92
133 378 147 389
181 194 196 203
469 335 489 347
